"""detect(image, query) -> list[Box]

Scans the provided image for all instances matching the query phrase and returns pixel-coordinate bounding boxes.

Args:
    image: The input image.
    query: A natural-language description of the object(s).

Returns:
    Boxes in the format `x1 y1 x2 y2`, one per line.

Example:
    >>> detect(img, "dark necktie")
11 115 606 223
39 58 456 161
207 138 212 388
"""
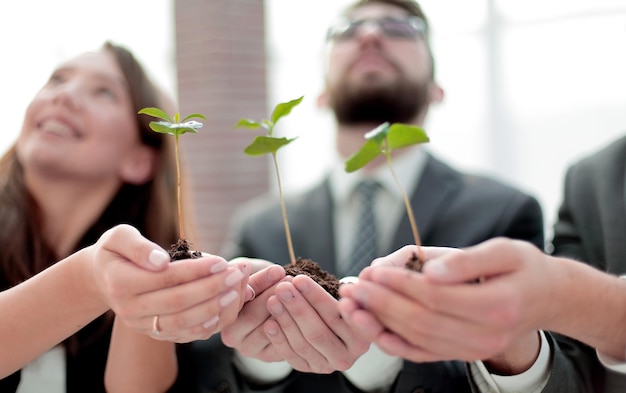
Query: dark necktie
345 180 380 277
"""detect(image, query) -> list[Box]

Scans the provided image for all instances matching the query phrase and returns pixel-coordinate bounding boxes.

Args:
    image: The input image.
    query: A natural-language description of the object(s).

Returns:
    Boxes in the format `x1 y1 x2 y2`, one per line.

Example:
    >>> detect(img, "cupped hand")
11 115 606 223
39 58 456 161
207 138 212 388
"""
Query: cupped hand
221 264 287 361
91 225 253 343
339 239 552 367
262 275 370 373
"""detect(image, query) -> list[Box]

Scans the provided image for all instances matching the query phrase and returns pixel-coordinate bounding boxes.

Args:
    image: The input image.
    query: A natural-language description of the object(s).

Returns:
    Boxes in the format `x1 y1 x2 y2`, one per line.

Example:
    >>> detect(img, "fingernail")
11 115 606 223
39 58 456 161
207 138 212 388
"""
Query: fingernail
277 287 294 302
269 301 284 315
219 290 239 307
294 279 309 293
203 315 219 329
210 260 228 273
225 270 244 286
268 265 284 281
423 260 447 277
149 249 170 267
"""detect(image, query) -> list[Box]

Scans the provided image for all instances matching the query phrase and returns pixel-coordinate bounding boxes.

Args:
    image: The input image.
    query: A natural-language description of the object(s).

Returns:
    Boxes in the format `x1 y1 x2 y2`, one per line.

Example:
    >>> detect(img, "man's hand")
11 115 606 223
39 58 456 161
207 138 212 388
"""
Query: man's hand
339 240 551 373
262 275 370 373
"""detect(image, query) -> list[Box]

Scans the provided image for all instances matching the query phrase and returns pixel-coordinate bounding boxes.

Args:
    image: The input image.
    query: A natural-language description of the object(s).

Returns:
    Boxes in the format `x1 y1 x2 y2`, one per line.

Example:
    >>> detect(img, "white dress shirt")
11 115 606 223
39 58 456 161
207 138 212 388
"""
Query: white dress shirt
470 331 551 393
16 346 65 393
596 274 626 373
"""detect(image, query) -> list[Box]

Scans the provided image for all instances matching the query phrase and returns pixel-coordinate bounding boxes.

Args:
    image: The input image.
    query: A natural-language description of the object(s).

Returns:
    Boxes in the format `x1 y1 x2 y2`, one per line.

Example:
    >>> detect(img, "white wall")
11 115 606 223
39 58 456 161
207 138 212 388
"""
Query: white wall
0 0 176 155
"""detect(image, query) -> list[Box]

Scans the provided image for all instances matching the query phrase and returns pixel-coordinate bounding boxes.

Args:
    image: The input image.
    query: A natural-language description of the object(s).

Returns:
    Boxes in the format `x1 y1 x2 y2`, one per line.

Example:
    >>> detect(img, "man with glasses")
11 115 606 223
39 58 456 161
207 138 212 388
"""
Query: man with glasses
191 1 546 392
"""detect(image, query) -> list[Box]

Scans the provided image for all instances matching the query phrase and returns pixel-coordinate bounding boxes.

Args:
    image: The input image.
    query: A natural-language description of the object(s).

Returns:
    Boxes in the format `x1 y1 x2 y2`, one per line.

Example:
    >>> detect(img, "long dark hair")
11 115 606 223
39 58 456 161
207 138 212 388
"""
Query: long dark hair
0 42 180 355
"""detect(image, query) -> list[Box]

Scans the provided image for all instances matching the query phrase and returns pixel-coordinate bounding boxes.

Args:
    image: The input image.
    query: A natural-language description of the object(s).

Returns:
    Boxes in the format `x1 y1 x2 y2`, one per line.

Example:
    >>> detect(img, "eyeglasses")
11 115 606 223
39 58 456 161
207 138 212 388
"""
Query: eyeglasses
326 16 427 41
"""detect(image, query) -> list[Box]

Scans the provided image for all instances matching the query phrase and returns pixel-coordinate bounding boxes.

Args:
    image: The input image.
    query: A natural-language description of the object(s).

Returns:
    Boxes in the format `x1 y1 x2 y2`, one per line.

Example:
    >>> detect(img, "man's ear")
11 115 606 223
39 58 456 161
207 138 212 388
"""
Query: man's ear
119 145 157 185
428 82 444 104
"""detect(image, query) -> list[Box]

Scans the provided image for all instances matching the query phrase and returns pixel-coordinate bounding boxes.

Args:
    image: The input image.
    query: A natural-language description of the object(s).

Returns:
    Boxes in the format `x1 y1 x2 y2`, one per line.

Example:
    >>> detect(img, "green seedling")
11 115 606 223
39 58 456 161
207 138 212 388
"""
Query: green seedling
345 121 430 265
138 107 205 241
234 96 303 266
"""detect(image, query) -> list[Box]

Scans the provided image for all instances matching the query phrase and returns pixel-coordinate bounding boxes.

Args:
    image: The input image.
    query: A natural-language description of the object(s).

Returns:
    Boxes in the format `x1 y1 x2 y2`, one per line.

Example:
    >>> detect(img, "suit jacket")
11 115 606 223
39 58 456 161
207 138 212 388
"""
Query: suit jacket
543 135 626 392
190 153 545 393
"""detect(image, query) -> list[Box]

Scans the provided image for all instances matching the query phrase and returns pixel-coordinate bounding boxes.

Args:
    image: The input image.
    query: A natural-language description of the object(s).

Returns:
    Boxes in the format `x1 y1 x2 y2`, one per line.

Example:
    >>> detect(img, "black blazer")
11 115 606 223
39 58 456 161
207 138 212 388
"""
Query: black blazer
191 153 545 393
543 135 626 393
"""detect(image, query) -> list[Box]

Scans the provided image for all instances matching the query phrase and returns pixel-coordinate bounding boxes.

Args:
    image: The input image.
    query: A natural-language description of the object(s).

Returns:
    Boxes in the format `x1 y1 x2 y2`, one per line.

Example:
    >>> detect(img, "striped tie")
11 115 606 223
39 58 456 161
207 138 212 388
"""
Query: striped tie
345 180 380 277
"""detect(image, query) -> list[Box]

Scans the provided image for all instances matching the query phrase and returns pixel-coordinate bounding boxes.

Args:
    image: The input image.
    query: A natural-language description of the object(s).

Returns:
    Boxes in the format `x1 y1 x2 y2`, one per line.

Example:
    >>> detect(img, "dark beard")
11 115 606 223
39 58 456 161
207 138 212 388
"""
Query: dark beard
328 77 429 125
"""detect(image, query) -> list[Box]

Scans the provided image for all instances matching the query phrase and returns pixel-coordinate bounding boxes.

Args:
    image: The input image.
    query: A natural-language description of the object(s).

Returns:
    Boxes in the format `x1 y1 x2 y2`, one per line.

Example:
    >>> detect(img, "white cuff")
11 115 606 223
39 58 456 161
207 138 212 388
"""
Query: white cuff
232 350 293 385
597 349 626 373
596 275 626 375
342 343 403 392
470 331 551 393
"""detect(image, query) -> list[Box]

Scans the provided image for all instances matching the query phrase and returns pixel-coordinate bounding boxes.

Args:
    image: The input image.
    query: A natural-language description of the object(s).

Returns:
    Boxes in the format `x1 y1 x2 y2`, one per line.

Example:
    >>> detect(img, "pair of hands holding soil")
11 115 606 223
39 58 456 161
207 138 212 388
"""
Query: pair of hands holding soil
215 239 550 377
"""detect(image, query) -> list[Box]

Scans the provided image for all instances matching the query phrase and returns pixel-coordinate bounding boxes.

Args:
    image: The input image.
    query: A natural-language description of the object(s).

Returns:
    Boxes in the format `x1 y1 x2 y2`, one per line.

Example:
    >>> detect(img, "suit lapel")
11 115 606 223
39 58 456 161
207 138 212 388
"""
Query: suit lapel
390 155 460 252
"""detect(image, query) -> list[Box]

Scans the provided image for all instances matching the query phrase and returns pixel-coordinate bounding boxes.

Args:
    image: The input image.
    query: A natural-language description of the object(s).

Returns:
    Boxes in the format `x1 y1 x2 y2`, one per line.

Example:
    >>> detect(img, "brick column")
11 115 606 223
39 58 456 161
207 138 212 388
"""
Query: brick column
175 0 269 253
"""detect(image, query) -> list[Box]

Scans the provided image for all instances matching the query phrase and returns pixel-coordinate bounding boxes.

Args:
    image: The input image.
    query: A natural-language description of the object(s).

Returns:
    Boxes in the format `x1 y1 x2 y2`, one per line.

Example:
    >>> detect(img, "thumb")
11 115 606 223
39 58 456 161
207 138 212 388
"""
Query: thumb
97 224 170 272
248 264 286 296
422 238 528 284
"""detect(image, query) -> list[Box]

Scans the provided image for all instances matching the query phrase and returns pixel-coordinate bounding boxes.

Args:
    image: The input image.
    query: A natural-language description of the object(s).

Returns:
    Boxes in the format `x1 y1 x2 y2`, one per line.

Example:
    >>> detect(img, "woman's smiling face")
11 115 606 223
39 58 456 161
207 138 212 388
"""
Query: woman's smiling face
17 48 147 184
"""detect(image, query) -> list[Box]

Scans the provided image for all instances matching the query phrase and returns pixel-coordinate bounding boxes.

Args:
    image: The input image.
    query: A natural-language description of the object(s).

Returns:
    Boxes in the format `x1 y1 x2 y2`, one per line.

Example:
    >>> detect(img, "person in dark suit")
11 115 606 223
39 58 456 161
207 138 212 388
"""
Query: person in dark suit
339 136 626 392
189 0 544 392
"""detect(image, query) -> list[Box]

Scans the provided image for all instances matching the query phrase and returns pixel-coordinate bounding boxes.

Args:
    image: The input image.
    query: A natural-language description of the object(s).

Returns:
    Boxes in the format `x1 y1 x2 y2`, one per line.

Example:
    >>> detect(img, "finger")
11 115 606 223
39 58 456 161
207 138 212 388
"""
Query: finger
347 278 435 342
119 265 245 328
149 314 221 343
129 256 231 295
227 319 277 361
346 277 478 351
363 265 502 321
152 283 243 340
263 318 315 372
338 297 384 342
291 276 356 344
370 245 459 269
230 257 275 274
349 276 507 355
99 224 170 271
105 256 232 318
370 245 418 268
374 331 437 363
267 288 331 371
248 265 286 298
220 279 282 348
422 238 531 284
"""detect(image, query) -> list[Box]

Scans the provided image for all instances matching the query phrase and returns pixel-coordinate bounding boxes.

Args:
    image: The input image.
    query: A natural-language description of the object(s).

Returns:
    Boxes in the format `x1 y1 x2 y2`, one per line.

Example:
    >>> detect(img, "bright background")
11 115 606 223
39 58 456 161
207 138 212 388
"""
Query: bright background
2 0 626 241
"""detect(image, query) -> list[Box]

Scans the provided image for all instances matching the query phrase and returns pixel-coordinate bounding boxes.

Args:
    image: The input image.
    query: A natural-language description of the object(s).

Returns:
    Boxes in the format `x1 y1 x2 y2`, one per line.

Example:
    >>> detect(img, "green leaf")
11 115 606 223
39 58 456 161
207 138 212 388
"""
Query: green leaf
148 121 176 135
387 124 429 150
271 96 304 125
182 113 207 122
148 122 201 137
138 107 173 123
175 127 200 136
344 140 382 172
364 122 390 145
244 136 298 156
235 118 263 130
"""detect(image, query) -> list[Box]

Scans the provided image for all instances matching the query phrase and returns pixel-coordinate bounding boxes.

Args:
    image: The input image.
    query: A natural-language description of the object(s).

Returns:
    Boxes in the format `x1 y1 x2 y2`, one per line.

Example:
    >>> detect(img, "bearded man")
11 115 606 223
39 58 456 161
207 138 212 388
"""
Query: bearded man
191 1 546 392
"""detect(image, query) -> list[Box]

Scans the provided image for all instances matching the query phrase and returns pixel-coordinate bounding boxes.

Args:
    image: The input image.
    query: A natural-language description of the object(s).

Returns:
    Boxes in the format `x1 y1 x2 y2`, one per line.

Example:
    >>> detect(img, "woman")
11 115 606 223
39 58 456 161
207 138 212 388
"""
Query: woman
0 224 242 381
0 42 251 392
